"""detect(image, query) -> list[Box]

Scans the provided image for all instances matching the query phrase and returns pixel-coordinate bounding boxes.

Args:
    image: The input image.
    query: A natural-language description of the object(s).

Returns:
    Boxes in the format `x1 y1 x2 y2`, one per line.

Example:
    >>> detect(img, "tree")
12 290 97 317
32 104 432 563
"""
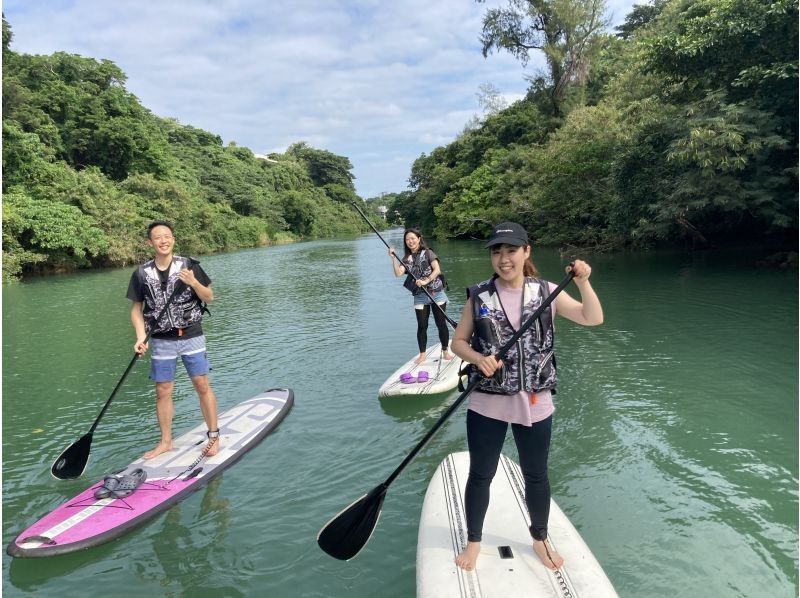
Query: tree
477 82 509 115
281 191 316 236
286 142 356 191
3 192 109 273
502 103 629 246
433 149 512 238
614 0 666 40
477 0 609 115
635 0 798 244
2 120 70 193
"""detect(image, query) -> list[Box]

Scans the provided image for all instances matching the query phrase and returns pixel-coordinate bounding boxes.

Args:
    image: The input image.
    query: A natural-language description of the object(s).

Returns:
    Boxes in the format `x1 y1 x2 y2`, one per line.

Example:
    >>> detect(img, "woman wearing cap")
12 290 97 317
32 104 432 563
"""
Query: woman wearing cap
450 221 603 572
389 228 454 365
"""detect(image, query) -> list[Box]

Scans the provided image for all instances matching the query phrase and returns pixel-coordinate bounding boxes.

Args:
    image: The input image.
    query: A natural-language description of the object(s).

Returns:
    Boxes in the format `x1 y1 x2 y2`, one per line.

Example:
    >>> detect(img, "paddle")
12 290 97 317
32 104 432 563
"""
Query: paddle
317 268 576 560
350 201 459 329
50 274 190 480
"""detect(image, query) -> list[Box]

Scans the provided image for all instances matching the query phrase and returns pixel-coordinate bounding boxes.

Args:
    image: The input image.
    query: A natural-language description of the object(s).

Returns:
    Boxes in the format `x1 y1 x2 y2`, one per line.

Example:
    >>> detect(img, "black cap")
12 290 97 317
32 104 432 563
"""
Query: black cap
485 222 529 248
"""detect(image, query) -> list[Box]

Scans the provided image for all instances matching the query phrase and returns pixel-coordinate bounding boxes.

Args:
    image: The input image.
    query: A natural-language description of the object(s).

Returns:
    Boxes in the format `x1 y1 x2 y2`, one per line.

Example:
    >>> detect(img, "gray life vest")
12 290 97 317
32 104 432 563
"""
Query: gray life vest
137 256 205 334
403 249 444 294
468 277 557 394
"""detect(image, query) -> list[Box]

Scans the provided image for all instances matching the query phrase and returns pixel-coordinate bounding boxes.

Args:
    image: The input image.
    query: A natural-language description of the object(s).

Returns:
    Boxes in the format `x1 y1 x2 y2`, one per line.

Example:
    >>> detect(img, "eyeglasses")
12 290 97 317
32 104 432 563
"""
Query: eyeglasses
151 235 174 241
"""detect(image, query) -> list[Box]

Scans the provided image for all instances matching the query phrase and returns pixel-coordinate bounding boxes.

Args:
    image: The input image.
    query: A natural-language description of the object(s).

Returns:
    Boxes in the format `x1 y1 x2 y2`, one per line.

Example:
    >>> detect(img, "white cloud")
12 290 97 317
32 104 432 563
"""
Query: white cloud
3 0 636 197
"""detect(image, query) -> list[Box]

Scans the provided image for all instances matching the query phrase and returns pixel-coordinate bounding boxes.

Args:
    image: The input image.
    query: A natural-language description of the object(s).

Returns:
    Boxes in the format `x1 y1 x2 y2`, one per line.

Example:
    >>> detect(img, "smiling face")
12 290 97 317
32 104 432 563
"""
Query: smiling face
404 231 422 253
490 243 531 287
148 225 175 259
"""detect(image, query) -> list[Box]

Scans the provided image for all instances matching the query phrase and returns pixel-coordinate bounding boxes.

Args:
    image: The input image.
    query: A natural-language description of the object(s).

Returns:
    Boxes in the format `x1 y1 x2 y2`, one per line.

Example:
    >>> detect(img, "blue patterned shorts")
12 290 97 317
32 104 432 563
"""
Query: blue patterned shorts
149 335 212 382
414 289 448 308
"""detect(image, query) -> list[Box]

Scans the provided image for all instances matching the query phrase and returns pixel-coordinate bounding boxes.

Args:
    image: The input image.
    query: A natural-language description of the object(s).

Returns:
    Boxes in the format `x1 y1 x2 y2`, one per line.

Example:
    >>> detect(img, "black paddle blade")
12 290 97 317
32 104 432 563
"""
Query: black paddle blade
317 484 387 560
50 433 93 480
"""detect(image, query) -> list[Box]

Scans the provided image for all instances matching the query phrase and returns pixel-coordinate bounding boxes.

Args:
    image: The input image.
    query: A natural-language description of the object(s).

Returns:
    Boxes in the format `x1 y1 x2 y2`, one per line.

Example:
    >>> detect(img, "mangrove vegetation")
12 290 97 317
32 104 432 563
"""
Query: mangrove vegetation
392 0 797 251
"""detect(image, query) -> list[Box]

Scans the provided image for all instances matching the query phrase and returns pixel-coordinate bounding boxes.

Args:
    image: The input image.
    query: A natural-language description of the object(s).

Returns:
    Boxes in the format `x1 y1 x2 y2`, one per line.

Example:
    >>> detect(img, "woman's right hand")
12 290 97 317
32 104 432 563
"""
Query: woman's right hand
388 247 396 257
475 354 503 378
134 339 149 355
568 259 592 282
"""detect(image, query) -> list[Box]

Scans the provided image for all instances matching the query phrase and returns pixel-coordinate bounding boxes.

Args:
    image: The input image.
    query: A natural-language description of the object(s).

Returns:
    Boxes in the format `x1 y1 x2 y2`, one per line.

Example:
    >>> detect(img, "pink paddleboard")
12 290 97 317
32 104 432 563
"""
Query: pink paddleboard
8 388 293 558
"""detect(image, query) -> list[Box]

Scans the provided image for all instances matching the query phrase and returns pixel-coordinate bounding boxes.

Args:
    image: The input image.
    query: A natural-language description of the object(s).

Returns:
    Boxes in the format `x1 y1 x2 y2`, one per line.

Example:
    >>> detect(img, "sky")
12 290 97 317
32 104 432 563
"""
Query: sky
3 0 637 199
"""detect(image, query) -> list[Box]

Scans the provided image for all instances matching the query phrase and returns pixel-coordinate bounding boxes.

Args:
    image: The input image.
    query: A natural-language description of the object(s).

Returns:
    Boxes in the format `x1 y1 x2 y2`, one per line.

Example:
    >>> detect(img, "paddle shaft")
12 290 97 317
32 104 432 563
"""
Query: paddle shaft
351 201 458 329
383 270 575 487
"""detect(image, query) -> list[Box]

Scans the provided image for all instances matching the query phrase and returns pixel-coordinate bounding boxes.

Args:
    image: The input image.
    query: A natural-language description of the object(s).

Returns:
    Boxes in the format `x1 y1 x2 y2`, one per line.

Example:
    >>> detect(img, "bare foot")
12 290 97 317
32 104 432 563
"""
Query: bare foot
533 539 564 570
143 441 173 460
414 353 427 365
206 436 220 457
455 541 481 571
443 350 454 360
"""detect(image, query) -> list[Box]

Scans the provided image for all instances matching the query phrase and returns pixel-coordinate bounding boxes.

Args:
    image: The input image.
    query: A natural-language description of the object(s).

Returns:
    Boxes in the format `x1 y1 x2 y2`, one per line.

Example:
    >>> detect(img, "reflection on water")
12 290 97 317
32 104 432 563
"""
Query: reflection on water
145 476 238 596
378 390 457 424
3 239 797 597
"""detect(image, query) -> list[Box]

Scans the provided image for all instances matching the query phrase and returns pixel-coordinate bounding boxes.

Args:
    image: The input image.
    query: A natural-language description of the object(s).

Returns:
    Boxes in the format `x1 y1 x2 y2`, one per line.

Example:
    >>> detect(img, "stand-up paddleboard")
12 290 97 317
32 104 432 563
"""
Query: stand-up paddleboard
378 345 463 398
8 388 293 558
417 452 618 598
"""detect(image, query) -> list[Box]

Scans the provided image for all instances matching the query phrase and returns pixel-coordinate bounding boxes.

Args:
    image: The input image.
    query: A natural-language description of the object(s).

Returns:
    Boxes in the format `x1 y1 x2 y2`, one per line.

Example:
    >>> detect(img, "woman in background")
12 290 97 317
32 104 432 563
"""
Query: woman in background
389 228 454 365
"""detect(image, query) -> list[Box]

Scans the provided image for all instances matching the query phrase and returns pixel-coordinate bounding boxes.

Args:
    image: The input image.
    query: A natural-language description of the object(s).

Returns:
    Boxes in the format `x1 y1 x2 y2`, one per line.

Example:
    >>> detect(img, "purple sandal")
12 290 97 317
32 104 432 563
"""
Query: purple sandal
399 373 415 384
416 371 429 383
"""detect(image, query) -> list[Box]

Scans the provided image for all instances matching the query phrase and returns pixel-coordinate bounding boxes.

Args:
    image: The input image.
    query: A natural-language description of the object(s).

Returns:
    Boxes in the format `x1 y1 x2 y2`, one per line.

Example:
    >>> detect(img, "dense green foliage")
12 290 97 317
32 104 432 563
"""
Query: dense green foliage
2 19 367 281
395 0 797 249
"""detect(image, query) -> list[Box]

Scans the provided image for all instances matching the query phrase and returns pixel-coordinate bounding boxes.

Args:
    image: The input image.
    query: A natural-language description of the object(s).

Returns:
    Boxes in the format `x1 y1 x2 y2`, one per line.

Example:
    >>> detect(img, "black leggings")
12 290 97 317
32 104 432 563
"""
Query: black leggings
464 409 553 542
415 303 450 353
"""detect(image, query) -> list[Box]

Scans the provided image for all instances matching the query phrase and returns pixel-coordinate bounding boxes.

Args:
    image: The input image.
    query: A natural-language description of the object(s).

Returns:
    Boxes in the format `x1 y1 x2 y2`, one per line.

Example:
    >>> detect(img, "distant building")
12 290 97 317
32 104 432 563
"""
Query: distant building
378 205 388 219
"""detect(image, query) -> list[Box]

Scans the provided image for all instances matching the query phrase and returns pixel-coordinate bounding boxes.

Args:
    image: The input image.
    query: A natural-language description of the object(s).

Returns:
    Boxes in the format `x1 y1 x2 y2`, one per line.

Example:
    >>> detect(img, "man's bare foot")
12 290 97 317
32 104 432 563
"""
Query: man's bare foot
455 541 481 571
143 441 173 460
206 437 220 457
443 350 454 360
414 353 427 365
533 539 564 570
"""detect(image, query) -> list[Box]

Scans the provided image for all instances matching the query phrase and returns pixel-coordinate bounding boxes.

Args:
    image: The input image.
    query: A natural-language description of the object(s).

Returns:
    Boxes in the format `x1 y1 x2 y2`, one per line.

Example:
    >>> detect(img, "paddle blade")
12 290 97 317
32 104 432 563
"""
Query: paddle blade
317 484 387 560
50 433 93 480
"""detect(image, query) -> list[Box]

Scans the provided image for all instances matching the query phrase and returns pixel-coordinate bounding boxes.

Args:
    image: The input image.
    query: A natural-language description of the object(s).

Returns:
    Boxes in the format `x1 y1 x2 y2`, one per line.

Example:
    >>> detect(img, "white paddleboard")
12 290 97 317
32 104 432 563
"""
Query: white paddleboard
378 345 463 397
417 452 618 598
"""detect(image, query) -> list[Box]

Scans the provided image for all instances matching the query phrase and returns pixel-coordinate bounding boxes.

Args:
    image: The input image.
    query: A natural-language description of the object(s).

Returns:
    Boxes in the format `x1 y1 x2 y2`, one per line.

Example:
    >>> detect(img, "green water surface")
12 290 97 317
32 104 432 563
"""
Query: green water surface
3 234 797 597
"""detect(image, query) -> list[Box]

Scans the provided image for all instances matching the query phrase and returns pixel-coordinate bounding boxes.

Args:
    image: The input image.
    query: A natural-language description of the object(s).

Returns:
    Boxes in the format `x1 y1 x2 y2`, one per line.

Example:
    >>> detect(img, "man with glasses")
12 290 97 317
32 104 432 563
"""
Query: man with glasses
126 220 220 459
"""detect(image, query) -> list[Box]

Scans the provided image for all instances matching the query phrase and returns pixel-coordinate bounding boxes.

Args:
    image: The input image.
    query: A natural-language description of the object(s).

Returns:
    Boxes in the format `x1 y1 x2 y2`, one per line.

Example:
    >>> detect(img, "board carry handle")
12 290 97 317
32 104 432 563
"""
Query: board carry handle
20 535 56 546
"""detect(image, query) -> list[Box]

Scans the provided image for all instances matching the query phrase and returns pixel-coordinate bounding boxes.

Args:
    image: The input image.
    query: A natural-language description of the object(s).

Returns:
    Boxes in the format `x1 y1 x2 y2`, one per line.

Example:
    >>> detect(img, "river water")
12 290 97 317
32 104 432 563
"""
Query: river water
3 232 797 597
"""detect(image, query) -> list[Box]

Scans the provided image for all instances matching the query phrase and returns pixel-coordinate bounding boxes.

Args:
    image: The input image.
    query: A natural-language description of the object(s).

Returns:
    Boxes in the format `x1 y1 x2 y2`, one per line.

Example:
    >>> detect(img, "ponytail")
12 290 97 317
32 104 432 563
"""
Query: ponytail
523 245 538 277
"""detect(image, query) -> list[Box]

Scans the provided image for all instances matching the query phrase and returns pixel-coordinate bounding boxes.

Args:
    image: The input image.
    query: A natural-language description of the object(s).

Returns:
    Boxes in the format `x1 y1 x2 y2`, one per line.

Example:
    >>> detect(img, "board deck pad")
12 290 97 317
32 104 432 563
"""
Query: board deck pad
417 452 618 597
378 345 463 397
8 388 293 558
